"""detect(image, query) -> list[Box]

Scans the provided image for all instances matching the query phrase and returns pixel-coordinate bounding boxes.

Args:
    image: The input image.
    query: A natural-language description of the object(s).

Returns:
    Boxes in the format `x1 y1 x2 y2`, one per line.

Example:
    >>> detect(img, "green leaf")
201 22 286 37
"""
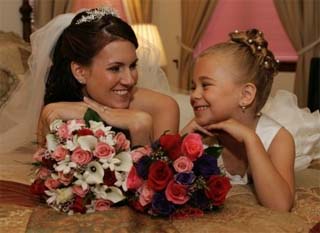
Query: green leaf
204 145 223 159
83 108 103 127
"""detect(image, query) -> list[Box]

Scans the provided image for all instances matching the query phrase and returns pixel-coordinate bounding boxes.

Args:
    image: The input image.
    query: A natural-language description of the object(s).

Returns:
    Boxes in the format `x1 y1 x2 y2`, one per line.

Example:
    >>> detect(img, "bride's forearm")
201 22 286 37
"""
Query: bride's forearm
129 113 153 147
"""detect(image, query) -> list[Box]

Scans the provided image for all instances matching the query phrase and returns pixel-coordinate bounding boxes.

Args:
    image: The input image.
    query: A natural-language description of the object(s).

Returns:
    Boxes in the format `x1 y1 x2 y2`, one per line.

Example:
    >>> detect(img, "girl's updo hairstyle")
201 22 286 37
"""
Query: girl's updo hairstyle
199 29 279 113
44 8 138 105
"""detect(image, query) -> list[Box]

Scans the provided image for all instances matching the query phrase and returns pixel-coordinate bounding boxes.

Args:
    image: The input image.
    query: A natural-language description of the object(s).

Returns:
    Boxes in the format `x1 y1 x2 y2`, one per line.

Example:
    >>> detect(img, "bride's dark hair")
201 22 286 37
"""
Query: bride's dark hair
44 9 138 105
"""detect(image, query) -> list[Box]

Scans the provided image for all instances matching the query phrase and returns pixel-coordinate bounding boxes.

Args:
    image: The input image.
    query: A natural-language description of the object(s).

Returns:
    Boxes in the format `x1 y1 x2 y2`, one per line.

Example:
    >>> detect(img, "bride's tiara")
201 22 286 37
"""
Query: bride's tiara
75 7 119 25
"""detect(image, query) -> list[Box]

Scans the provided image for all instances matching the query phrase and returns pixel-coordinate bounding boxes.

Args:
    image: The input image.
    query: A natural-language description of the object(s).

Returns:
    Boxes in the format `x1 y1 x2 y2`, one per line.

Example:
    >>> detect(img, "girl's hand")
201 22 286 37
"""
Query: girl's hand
180 118 214 137
204 118 255 143
84 97 153 145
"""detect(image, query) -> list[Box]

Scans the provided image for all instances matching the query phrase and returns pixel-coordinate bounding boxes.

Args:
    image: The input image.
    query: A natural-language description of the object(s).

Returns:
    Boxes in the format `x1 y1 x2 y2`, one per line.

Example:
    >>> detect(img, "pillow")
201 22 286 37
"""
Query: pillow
0 31 30 110
0 65 20 109
0 31 31 75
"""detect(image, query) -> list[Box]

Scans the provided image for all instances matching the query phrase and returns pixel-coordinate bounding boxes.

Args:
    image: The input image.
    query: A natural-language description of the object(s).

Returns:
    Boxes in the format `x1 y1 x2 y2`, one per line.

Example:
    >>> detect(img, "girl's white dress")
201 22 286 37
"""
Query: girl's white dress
218 114 282 185
219 90 320 185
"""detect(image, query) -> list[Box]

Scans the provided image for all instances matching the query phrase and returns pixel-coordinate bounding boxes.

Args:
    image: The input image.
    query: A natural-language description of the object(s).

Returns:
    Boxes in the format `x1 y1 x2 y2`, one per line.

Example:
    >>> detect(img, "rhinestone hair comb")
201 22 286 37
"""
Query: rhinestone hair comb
75 7 119 25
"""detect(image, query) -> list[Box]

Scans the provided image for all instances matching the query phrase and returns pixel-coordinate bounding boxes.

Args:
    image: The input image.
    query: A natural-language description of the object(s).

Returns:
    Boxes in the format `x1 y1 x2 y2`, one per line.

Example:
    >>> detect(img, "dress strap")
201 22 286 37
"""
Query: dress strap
255 114 282 151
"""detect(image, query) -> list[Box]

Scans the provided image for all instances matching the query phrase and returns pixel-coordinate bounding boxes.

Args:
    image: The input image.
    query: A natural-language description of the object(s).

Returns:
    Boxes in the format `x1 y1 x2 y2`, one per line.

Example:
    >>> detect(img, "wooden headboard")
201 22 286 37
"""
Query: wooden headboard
19 0 32 42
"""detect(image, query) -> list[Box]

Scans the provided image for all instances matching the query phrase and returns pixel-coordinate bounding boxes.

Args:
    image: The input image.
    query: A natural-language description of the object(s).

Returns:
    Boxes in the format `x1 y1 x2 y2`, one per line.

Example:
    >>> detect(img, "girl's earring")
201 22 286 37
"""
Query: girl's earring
240 105 246 113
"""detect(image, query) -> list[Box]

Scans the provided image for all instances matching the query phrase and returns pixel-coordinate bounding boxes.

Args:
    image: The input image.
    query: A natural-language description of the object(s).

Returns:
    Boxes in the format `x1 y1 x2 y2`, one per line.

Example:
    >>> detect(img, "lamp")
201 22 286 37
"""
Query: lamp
132 24 167 67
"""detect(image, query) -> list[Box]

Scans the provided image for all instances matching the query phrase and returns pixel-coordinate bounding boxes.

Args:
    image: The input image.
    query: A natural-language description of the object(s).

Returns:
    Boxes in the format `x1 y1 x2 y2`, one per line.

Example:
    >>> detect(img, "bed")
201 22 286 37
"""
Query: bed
0 1 319 232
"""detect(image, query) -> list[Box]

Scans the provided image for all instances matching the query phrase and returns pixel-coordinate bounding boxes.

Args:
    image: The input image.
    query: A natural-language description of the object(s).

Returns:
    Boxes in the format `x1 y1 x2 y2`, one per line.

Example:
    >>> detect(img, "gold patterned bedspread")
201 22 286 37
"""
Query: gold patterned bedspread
0 148 319 233
0 182 319 233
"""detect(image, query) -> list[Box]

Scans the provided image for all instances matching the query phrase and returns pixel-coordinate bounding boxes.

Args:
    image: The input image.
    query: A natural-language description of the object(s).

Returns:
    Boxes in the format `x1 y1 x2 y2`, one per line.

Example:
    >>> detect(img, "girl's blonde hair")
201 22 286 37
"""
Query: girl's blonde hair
199 29 279 113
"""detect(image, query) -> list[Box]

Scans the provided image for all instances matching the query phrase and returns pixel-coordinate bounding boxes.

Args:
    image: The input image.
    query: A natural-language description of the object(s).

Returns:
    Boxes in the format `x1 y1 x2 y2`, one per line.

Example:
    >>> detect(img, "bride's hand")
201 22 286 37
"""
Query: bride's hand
37 102 87 146
41 102 87 124
84 97 153 145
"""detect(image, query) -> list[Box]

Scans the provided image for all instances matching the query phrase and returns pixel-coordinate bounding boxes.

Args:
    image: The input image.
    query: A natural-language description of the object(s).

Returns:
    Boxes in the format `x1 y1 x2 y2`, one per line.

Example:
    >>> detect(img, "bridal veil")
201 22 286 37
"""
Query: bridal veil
0 12 170 153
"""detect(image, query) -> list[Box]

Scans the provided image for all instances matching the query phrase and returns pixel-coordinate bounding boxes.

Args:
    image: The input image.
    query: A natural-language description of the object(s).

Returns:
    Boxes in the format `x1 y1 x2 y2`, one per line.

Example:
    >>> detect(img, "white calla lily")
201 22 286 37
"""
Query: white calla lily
83 161 104 185
115 171 128 191
113 151 133 172
78 135 98 151
73 172 89 190
92 185 125 203
46 134 58 152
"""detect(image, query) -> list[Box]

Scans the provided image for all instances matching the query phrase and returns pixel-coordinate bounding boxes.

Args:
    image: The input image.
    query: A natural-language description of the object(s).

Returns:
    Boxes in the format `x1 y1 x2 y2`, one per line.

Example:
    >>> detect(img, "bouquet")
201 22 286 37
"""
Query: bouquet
30 109 133 214
126 132 231 219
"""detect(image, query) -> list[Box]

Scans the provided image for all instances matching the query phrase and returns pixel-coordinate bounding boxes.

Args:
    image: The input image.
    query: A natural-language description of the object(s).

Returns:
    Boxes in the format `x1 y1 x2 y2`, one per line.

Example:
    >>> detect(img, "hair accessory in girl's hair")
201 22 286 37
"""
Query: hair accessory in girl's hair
75 7 119 25
234 29 239 33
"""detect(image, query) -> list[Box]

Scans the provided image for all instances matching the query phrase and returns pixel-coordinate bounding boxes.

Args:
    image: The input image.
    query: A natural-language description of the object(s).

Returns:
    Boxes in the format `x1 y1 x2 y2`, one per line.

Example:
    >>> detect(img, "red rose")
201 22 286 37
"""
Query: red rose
103 169 117 186
71 196 86 214
181 133 204 161
130 200 146 213
205 175 231 206
77 128 94 136
127 166 143 190
30 179 47 196
147 161 173 191
165 180 190 204
159 134 182 161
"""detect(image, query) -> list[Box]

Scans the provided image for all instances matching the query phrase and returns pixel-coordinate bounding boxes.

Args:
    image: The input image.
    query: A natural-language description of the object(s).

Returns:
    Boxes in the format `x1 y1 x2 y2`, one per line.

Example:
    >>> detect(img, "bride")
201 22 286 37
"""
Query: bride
0 7 179 152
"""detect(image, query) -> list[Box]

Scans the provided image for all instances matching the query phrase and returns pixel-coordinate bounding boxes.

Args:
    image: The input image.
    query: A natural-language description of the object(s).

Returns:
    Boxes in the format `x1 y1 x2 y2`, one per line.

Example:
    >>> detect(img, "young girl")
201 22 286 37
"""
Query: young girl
181 29 295 211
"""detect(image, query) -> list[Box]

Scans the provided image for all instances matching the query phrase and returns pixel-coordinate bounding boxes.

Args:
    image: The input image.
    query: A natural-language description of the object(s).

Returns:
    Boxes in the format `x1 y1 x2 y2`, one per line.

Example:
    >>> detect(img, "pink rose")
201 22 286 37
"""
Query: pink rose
94 199 112 211
72 185 89 198
44 178 60 190
165 180 190 205
94 142 115 159
138 183 155 206
52 145 68 161
57 123 71 139
181 133 204 161
114 132 130 151
94 129 105 138
71 147 92 165
173 156 193 173
58 171 74 185
130 145 152 163
33 148 46 162
127 166 143 190
37 167 51 179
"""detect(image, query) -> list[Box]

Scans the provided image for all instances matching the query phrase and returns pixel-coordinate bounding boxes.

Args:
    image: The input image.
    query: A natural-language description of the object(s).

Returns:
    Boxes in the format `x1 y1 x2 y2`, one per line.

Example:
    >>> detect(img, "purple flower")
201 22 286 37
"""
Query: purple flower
175 172 196 185
151 192 175 216
193 154 219 178
151 139 161 151
190 190 211 210
136 156 152 179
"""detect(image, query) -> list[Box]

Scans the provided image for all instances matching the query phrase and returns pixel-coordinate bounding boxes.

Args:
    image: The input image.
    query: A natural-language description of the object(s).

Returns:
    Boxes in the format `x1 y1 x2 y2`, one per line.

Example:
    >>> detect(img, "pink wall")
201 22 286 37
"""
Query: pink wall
70 0 127 21
194 0 297 61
